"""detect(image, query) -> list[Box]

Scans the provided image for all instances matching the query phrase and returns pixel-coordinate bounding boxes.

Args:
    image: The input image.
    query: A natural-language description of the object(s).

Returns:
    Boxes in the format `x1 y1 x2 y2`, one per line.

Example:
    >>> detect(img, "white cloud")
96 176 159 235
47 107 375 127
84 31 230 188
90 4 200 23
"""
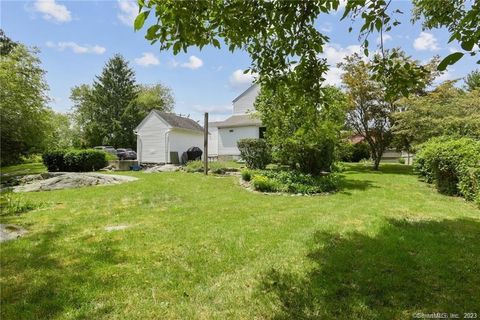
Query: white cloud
229 69 258 88
46 41 106 54
323 67 344 86
33 0 71 23
181 55 204 69
433 67 456 85
376 33 392 44
317 43 363 86
134 52 160 66
413 32 439 51
320 43 362 66
117 0 137 26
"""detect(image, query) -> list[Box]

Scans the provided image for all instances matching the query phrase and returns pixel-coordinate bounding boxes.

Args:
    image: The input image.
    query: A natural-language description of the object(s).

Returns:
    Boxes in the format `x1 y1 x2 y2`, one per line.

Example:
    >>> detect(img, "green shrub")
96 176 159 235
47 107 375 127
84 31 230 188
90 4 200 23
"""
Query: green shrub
237 138 271 170
415 137 480 202
279 138 335 175
398 157 406 164
241 169 252 181
352 142 370 162
42 150 67 172
42 149 107 172
258 169 339 194
20 154 43 164
337 141 370 163
252 175 278 192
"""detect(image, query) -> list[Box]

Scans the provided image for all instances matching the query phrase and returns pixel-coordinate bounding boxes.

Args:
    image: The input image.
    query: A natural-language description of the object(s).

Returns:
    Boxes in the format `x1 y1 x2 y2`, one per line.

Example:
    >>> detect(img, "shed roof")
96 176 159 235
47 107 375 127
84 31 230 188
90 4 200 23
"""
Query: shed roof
152 110 204 132
210 114 262 128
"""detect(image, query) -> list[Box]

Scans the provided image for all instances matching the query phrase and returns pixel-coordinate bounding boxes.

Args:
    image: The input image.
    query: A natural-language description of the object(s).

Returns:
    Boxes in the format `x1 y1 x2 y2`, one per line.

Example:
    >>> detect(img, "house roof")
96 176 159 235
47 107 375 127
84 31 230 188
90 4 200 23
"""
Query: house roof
153 111 204 132
232 83 259 103
210 114 262 128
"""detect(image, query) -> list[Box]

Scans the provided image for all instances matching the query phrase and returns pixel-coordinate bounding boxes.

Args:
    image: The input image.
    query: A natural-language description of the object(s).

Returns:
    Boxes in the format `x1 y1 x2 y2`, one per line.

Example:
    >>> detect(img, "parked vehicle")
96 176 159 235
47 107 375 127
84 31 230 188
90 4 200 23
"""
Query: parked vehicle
117 148 137 160
126 148 137 160
116 148 128 160
94 146 117 156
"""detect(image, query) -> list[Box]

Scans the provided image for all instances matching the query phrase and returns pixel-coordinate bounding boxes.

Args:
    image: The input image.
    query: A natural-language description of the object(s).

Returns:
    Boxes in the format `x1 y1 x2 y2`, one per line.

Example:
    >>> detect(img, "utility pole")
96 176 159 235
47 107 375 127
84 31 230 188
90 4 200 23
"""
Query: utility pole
204 112 208 175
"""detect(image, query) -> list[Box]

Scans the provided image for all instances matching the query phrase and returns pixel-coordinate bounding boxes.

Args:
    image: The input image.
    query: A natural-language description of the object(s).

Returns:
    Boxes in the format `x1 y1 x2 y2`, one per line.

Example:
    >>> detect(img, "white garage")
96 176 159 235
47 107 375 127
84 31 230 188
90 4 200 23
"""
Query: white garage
135 110 205 164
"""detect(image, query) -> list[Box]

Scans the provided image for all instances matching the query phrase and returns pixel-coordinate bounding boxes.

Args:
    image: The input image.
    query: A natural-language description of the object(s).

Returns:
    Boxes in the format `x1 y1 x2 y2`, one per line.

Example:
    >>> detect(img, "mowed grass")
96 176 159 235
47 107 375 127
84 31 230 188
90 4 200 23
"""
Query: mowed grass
1 163 479 319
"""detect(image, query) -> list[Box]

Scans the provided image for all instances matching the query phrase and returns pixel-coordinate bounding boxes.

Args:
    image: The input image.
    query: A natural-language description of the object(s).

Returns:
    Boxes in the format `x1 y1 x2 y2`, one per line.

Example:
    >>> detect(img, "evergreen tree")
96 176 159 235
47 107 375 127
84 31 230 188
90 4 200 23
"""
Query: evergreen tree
91 54 140 148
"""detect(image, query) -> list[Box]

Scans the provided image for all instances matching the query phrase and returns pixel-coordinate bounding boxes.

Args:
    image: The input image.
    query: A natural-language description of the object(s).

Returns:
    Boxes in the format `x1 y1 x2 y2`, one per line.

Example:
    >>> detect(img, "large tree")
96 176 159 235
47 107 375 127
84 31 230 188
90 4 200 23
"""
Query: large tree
136 83 174 116
0 43 52 165
71 55 141 148
393 81 480 148
340 51 436 170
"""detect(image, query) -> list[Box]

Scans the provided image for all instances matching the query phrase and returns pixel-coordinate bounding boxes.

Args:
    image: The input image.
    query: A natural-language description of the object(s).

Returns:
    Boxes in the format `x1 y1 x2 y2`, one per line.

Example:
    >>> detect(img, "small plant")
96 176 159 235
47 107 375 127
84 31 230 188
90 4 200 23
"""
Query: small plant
241 169 252 181
0 192 39 216
252 175 278 192
398 157 406 164
184 160 204 173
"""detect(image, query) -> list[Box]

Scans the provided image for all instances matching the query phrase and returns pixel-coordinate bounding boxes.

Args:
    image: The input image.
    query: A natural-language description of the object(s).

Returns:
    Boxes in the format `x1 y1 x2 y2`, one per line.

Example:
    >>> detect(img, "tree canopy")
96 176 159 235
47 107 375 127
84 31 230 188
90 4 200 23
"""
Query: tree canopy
0 43 52 165
393 81 480 149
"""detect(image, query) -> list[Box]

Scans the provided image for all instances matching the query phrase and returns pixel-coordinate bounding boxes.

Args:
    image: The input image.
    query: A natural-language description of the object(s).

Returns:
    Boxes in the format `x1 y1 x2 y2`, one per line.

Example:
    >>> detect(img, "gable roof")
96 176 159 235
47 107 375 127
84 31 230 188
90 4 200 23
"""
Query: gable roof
210 114 262 128
135 110 204 133
232 83 259 103
153 111 204 132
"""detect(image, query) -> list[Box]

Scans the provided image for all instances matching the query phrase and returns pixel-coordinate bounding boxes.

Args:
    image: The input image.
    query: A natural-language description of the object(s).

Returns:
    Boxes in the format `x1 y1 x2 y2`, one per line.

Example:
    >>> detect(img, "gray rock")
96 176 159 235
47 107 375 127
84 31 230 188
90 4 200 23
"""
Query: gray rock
0 224 27 242
13 172 138 192
144 164 180 173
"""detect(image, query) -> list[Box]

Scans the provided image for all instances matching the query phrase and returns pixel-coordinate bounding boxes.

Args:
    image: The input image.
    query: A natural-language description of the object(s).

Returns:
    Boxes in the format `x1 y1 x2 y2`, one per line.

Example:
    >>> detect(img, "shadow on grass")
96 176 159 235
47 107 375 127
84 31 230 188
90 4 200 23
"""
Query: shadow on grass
1 229 125 319
343 163 414 176
337 177 377 194
260 218 480 319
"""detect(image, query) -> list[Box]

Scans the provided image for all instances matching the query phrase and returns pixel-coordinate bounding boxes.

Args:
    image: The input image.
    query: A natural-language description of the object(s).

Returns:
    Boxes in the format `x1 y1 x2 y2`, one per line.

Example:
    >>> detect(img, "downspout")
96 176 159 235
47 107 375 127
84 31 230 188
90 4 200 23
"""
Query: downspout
165 129 171 164
134 130 141 164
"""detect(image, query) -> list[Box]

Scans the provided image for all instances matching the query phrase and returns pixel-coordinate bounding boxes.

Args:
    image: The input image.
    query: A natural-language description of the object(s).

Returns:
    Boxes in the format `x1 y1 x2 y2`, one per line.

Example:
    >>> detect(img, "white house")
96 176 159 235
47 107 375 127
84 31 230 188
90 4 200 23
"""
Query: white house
208 84 264 159
135 110 204 164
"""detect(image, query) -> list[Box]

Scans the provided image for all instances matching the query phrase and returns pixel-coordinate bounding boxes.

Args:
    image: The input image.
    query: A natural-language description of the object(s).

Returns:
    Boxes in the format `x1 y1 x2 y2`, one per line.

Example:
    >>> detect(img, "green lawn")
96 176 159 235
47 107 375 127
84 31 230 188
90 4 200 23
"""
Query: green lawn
1 163 479 319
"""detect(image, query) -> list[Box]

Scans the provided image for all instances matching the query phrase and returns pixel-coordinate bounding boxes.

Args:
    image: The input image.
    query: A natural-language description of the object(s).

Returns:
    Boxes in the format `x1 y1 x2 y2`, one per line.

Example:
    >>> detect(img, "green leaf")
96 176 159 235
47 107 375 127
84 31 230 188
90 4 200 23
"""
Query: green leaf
438 52 464 71
461 39 475 51
212 39 221 49
134 11 150 31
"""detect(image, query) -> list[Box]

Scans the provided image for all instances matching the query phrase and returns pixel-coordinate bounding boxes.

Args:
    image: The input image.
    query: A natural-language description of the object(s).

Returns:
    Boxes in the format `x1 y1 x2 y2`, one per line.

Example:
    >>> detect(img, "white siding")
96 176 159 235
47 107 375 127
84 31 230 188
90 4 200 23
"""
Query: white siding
218 126 259 156
208 126 219 156
136 113 169 163
168 129 204 162
233 85 260 115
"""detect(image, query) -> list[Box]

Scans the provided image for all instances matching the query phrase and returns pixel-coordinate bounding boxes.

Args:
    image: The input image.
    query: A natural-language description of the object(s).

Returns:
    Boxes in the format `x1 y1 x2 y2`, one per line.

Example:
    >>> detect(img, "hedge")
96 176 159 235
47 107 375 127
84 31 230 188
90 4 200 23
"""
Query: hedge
237 138 271 169
43 149 108 172
415 137 480 204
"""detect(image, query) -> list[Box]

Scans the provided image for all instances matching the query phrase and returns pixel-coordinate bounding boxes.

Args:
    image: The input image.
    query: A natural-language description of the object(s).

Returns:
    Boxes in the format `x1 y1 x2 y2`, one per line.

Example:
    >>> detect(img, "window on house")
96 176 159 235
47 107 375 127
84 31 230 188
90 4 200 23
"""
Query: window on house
259 127 266 139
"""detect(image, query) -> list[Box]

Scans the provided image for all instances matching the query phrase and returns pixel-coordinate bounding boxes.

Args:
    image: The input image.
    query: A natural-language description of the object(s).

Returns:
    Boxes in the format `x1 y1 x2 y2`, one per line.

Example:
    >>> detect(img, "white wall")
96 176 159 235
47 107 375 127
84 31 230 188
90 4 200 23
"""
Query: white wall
233 85 260 115
218 126 259 156
136 113 169 163
208 126 219 156
168 129 204 162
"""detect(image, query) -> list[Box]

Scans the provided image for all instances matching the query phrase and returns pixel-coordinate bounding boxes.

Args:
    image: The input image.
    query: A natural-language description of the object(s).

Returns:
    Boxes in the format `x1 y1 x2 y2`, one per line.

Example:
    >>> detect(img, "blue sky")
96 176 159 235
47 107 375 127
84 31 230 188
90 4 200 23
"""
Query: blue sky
2 0 478 121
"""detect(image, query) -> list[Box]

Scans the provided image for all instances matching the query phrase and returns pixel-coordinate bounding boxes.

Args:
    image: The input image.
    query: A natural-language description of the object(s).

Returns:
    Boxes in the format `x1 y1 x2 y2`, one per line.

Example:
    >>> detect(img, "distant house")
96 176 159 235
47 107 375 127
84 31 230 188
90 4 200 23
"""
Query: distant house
135 110 204 164
208 84 265 160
